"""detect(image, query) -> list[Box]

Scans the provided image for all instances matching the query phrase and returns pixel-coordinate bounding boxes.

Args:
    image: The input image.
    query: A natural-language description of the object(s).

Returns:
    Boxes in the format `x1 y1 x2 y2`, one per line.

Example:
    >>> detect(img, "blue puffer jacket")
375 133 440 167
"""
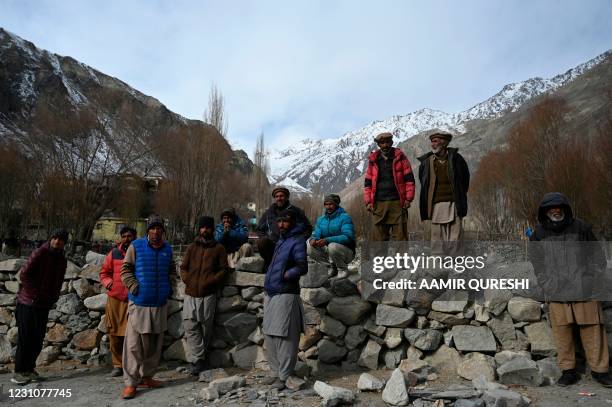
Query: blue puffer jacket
310 206 356 251
128 238 173 307
264 225 308 297
214 214 249 254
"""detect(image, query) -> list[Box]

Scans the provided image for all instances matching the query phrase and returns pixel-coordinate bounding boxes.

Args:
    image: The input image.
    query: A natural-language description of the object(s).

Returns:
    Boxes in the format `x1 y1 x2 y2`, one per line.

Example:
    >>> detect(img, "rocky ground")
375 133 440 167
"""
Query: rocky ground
1 361 612 406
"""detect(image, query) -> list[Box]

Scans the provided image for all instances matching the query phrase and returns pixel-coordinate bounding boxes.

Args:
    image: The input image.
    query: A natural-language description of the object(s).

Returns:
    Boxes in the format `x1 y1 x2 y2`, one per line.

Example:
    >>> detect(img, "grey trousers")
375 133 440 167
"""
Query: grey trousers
307 242 354 272
263 294 303 381
183 294 217 364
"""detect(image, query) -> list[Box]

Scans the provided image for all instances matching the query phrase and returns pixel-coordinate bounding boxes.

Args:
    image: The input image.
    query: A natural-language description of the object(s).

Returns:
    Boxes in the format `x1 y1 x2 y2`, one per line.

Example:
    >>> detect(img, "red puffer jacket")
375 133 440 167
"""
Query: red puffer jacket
17 242 67 309
363 148 415 207
99 246 129 302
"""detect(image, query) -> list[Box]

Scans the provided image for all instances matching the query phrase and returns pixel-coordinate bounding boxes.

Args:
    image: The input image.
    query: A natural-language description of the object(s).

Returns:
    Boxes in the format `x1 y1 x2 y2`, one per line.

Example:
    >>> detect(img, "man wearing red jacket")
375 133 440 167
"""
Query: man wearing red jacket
364 132 415 241
99 226 136 377
12 229 68 385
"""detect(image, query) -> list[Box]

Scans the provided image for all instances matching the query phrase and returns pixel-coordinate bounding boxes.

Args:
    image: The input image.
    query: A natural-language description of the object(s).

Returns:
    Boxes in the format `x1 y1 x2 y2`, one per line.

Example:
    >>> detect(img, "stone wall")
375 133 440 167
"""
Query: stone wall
1 252 612 387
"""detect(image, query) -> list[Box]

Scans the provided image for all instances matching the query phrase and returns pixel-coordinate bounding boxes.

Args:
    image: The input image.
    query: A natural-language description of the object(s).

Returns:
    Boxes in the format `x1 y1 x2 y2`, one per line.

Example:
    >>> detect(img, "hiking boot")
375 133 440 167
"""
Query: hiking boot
121 386 137 399
557 369 579 386
11 372 31 385
270 378 286 390
28 370 47 382
592 372 612 388
189 360 206 376
110 367 123 377
138 377 164 388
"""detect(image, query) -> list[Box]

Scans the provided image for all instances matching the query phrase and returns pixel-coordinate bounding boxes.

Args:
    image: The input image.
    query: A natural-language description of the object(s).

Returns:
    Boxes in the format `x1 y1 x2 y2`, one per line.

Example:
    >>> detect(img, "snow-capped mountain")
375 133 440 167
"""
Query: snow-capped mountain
271 50 611 194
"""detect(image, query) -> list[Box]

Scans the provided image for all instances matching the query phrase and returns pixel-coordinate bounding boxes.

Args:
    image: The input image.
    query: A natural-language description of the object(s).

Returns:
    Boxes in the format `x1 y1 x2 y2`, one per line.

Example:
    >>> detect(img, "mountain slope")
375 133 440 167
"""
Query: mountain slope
271 50 611 194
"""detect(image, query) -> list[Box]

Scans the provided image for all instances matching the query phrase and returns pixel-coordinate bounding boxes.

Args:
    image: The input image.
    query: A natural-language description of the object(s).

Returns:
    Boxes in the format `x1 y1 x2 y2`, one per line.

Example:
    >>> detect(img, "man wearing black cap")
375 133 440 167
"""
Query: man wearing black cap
120 215 175 399
180 216 229 375
256 186 312 267
364 132 415 241
417 129 470 249
215 208 252 268
12 228 68 385
262 208 307 390
308 194 356 278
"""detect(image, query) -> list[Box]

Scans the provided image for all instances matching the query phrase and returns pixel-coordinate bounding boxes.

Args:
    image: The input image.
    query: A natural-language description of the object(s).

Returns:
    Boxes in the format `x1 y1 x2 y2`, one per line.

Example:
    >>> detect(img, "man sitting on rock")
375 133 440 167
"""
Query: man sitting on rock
99 225 136 377
308 194 356 279
12 228 68 385
214 208 253 268
262 209 308 390
181 216 229 376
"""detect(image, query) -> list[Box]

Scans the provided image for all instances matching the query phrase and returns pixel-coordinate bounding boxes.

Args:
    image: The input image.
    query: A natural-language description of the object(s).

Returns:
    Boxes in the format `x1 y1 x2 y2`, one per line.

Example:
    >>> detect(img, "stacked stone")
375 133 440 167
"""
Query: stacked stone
2 252 612 396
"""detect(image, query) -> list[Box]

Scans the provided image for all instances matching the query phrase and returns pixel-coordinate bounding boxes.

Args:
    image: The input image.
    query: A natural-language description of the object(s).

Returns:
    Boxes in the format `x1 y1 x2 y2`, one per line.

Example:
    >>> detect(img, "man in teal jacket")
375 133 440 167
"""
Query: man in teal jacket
307 194 356 278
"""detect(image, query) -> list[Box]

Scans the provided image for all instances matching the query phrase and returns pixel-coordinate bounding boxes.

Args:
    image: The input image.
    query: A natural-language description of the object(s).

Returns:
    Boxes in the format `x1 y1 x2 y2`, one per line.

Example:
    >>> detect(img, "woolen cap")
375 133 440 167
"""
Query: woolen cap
324 194 341 205
271 187 290 198
374 132 394 142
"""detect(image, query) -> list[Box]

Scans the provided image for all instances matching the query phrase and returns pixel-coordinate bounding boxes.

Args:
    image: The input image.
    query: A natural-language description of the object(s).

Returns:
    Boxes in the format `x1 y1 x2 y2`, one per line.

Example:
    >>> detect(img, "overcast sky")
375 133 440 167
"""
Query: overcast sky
2 1 611 156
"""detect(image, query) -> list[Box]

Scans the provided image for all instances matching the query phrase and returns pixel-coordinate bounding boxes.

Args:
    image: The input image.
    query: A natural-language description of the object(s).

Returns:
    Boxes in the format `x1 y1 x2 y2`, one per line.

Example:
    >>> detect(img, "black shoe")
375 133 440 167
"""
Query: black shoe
592 372 612 388
558 369 579 386
189 360 206 376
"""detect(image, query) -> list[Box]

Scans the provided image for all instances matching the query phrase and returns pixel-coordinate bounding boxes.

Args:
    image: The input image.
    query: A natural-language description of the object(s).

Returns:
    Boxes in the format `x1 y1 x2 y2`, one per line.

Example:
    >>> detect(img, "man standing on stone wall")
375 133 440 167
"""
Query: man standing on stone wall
262 209 307 390
120 215 175 399
181 216 229 376
417 130 469 249
256 187 312 267
364 132 415 241
12 228 68 385
99 226 136 377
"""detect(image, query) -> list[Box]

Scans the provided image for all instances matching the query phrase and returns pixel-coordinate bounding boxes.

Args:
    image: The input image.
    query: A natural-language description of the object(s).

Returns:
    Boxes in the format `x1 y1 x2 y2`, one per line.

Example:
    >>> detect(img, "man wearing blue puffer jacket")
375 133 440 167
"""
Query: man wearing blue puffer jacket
119 215 175 399
308 194 356 279
262 209 307 391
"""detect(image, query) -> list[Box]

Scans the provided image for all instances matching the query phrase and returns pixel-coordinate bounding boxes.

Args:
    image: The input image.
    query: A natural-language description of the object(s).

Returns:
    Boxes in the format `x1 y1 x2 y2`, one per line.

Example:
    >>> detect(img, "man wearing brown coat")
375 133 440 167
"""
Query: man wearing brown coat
180 216 230 375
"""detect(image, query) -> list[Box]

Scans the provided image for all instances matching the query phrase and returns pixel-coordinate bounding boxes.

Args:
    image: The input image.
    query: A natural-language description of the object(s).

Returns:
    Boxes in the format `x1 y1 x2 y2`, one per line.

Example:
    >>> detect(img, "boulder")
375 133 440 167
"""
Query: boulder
299 326 322 350
198 368 229 383
248 326 264 345
230 345 267 369
36 346 61 366
4 280 19 293
376 304 415 328
301 263 329 288
46 323 71 343
72 278 93 299
79 264 101 282
64 261 81 279
301 287 333 306
457 352 496 381
494 350 532 366
385 327 404 349
537 356 562 385
382 368 409 406
431 291 468 313
72 329 101 350
358 340 382 370
507 297 541 322
235 255 265 273
0 293 16 306
0 258 25 272
216 295 247 313
167 312 183 338
327 296 371 325
524 322 556 357
451 325 497 352
497 357 543 386
357 373 385 391
209 375 246 396
344 325 368 350
383 347 406 369
163 339 188 361
319 316 346 339
314 381 355 406
330 278 359 297
428 310 469 326
83 293 107 311
318 339 347 363
487 312 519 350
85 251 106 266
216 312 257 345
425 345 463 374
240 287 261 300
482 389 530 407
226 271 265 287
0 335 13 363
303 303 323 325
56 293 83 314
0 307 13 324
403 328 443 351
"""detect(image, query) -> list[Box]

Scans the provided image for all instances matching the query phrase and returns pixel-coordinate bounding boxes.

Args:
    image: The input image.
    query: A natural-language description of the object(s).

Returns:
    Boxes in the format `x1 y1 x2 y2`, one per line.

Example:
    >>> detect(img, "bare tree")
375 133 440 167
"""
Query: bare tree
251 132 270 217
203 84 228 139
